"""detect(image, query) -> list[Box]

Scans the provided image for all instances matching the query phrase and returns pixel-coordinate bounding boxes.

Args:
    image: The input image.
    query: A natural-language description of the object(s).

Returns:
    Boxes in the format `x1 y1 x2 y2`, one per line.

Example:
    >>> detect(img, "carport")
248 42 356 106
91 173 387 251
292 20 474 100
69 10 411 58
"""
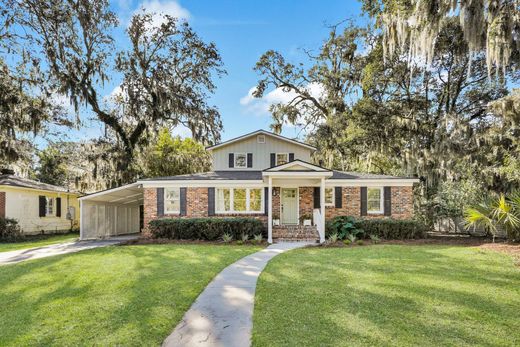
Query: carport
79 183 143 240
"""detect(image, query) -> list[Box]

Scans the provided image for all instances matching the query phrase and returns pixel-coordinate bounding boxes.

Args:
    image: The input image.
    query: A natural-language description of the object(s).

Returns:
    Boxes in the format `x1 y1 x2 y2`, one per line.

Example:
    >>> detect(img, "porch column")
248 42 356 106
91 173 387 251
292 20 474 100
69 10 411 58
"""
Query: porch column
268 176 273 243
320 177 325 243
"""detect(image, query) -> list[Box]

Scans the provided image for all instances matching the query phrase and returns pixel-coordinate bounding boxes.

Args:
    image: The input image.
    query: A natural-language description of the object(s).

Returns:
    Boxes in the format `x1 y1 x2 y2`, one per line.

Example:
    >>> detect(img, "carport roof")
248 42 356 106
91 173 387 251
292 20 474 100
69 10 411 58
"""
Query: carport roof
79 182 143 204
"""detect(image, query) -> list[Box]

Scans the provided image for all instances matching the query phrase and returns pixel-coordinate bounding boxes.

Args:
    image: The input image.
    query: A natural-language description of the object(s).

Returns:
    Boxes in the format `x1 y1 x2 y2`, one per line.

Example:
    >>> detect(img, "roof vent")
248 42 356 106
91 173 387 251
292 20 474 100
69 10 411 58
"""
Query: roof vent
257 135 266 144
1 168 15 175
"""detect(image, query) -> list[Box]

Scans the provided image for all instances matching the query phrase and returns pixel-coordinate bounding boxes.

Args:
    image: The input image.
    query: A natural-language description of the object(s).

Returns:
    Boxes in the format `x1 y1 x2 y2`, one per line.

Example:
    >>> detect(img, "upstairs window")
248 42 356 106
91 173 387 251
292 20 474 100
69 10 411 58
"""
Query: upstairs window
234 153 247 168
257 135 266 143
276 153 289 166
367 187 383 213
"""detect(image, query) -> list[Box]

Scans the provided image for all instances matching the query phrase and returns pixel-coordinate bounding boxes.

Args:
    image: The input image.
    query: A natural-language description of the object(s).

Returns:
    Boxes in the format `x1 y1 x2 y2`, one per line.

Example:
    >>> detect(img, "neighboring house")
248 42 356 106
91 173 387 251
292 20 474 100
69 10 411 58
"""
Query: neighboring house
0 170 80 235
79 130 419 242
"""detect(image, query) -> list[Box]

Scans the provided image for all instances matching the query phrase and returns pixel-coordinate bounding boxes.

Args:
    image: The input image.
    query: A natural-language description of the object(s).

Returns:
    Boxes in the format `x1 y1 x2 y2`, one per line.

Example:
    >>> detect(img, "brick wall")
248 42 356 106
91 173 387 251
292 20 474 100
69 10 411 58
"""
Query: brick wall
0 192 5 218
298 186 413 220
143 185 414 230
143 188 157 230
187 188 208 217
390 186 414 219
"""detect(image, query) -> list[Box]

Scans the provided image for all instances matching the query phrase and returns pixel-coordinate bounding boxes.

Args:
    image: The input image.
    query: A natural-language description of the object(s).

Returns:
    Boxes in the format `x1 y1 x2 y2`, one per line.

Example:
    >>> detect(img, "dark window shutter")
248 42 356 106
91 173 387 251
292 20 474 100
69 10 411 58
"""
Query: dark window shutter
229 153 234 168
334 187 342 208
270 153 276 167
360 187 367 216
39 196 46 217
313 187 320 208
56 197 62 217
208 187 215 216
180 188 187 216
289 153 295 162
264 187 269 215
384 186 392 216
157 188 164 217
247 153 253 168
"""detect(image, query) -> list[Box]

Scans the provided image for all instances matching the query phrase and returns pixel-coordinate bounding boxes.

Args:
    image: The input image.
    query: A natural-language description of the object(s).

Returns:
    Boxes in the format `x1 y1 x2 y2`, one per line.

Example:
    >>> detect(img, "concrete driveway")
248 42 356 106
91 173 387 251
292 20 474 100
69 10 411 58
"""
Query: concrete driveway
0 234 139 265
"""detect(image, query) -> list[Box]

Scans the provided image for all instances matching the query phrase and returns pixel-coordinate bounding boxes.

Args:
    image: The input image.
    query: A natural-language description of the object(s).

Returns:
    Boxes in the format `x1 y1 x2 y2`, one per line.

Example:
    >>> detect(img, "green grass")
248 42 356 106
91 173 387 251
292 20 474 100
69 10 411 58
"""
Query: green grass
253 245 520 347
0 244 262 346
0 233 79 253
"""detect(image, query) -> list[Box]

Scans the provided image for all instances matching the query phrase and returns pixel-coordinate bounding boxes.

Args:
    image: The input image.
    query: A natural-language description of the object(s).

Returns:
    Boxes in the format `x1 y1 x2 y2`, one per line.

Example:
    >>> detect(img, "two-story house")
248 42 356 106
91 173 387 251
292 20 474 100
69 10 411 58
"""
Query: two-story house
79 130 419 242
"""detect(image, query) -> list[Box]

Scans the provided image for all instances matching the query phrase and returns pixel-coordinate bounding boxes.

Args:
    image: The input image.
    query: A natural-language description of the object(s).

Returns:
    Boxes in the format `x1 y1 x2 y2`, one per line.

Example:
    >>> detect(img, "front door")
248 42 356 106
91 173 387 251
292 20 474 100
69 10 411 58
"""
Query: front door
281 188 298 225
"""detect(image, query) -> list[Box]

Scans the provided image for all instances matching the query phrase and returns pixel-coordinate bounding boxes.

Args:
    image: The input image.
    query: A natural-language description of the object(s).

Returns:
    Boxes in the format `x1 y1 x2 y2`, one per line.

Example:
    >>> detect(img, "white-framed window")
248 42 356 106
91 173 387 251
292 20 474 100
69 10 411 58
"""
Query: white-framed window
257 135 266 143
324 188 335 206
216 188 231 212
234 153 247 168
276 153 289 166
46 197 55 216
367 187 384 214
216 188 264 213
165 188 180 213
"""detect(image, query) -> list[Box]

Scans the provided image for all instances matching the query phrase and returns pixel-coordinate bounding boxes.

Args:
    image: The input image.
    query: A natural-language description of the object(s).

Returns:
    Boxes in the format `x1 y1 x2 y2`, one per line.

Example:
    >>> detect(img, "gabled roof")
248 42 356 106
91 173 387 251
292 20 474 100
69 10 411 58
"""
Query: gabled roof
206 129 316 151
0 174 75 193
263 159 330 172
330 170 412 179
139 171 264 181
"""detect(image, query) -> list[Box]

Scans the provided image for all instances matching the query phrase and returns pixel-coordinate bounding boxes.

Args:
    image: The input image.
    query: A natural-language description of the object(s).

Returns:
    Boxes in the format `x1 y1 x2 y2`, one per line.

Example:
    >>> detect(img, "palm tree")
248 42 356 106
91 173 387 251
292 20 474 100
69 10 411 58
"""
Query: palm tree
464 192 520 242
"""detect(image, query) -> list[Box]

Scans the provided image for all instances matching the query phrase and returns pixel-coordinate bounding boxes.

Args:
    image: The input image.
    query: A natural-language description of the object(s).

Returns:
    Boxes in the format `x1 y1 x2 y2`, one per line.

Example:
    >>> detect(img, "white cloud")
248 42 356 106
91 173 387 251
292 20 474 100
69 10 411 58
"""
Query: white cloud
134 0 190 27
240 82 325 117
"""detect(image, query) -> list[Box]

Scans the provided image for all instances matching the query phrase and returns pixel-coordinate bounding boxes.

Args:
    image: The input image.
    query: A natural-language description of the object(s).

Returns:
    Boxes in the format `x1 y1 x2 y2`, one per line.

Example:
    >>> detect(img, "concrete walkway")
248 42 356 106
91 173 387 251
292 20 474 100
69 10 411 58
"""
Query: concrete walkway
163 242 311 347
0 234 139 265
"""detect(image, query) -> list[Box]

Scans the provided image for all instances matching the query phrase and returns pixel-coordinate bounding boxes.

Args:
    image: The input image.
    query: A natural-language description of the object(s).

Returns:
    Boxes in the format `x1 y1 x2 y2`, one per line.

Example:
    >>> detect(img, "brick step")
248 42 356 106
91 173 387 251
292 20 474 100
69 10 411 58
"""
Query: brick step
272 225 319 241
274 238 319 243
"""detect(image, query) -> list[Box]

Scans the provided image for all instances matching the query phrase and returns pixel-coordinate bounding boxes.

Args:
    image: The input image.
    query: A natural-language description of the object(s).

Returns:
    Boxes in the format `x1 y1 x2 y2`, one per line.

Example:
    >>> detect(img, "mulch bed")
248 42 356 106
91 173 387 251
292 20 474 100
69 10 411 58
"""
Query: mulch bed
120 237 268 247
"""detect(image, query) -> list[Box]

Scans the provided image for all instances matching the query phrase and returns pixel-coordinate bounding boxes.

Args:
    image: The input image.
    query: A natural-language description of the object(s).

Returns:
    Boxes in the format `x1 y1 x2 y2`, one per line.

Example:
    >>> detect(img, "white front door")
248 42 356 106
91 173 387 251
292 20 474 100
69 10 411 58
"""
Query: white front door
281 188 298 225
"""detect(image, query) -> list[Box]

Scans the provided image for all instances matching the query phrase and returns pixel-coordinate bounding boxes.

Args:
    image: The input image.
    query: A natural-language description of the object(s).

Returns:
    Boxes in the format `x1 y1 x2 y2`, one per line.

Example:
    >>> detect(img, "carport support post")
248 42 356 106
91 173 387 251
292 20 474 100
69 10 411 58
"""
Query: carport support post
79 200 83 240
320 177 325 243
268 176 273 244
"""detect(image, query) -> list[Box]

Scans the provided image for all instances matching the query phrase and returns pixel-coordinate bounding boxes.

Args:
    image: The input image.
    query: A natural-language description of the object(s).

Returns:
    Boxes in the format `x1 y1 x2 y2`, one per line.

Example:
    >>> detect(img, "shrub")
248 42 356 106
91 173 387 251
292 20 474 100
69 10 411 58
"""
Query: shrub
222 233 233 243
356 219 428 239
241 233 249 242
149 217 265 241
343 239 351 246
329 216 428 240
346 233 357 243
329 216 364 239
356 239 364 246
369 234 381 244
327 233 339 244
252 233 263 244
0 217 23 242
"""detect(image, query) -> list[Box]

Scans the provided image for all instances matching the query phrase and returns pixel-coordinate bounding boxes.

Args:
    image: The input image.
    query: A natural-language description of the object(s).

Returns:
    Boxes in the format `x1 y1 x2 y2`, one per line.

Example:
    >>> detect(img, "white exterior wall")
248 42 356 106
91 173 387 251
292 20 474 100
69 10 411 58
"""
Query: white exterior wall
3 187 80 235
80 200 140 239
211 134 312 171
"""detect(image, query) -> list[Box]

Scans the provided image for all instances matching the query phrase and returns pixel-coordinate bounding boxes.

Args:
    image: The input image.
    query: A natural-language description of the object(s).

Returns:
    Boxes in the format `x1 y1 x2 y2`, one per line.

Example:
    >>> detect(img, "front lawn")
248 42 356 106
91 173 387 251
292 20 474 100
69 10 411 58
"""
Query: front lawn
0 244 261 346
0 233 79 253
253 245 520 346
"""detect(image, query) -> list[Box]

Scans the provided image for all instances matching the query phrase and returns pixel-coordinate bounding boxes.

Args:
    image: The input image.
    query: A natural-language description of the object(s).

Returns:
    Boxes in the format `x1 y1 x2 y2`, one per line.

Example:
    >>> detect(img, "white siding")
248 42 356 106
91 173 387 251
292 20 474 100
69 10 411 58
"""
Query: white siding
3 188 80 235
212 134 312 170
81 200 140 239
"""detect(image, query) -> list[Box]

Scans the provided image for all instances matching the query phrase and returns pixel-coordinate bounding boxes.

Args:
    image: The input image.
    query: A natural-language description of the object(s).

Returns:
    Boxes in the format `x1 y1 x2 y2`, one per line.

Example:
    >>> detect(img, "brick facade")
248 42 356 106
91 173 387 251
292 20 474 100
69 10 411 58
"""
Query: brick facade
0 192 5 218
143 185 414 230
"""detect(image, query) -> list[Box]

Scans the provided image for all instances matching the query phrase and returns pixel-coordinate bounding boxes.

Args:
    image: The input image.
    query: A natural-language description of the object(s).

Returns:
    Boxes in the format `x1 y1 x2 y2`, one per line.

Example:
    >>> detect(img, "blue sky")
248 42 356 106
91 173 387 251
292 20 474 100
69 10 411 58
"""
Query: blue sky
46 0 366 146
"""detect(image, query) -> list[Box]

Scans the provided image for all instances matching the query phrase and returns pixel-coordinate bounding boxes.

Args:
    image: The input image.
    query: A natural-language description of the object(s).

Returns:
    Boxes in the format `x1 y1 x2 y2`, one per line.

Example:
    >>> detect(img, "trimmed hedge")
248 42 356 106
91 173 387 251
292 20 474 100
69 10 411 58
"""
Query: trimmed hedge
327 216 429 240
149 217 265 241
0 217 23 242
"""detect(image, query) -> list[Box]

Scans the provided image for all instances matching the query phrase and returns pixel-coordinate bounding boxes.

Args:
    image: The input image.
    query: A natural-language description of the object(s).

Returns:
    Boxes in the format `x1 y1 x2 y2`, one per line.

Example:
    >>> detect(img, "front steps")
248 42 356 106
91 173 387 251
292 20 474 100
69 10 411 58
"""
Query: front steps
272 225 319 242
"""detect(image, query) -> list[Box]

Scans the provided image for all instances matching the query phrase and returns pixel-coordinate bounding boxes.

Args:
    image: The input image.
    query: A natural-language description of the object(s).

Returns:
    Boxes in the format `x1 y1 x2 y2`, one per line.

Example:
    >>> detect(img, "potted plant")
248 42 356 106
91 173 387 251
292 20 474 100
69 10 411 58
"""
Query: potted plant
272 213 280 226
300 214 312 226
